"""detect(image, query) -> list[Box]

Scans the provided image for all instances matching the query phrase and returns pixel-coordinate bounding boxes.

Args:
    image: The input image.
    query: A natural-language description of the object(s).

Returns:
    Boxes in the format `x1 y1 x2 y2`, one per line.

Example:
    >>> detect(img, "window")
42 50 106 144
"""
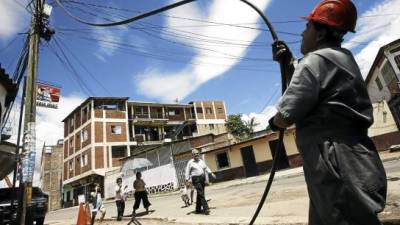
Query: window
81 154 88 167
381 62 396 85
209 124 215 130
375 77 383 91
81 130 88 142
111 125 122 134
216 152 230 169
135 107 148 115
196 107 203 114
395 54 400 71
205 107 213 114
217 107 224 114
68 160 73 171
69 138 74 148
112 146 126 158
69 118 74 127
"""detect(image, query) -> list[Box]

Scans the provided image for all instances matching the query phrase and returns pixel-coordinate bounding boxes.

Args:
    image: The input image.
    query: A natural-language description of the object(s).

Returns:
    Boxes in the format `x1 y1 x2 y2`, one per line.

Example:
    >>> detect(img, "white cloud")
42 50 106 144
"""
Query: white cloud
6 94 85 186
242 106 277 132
137 0 272 102
0 0 29 40
343 0 400 77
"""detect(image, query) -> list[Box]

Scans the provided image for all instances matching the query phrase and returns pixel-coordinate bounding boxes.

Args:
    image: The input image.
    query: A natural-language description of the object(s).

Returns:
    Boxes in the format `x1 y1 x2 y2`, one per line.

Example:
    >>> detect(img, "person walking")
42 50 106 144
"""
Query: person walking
90 185 106 225
133 172 151 215
115 178 125 221
185 148 216 215
269 1 387 225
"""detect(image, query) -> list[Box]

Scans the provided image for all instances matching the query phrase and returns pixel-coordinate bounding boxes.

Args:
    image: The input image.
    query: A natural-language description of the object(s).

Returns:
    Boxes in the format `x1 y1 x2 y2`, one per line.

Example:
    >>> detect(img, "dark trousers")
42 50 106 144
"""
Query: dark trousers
116 200 125 220
192 175 209 212
133 191 151 210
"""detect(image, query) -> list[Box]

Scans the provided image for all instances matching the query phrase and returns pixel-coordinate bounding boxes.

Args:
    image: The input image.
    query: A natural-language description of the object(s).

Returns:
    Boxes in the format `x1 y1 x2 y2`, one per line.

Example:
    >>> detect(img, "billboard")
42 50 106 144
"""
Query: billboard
36 82 60 109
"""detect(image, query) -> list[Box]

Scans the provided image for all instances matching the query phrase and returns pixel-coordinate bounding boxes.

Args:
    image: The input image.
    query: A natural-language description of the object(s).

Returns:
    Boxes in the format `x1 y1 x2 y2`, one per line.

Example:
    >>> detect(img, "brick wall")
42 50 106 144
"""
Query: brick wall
95 109 103 118
106 122 127 142
75 133 81 152
63 162 68 181
75 156 81 176
64 142 68 159
95 147 104 169
95 122 103 143
203 102 215 119
371 131 400 151
214 101 226 119
75 111 81 128
105 110 125 119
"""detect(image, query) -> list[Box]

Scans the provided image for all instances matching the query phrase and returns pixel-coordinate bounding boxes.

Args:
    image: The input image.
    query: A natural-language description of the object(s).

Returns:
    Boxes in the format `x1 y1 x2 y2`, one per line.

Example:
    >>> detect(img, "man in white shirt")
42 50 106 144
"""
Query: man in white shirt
185 148 216 215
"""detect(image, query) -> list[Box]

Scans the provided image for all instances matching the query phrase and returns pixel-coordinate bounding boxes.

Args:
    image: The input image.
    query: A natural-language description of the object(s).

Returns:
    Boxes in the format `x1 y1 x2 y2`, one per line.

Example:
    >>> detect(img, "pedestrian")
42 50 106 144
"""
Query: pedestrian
269 1 387 225
115 177 125 221
90 185 106 225
185 148 216 215
133 172 151 215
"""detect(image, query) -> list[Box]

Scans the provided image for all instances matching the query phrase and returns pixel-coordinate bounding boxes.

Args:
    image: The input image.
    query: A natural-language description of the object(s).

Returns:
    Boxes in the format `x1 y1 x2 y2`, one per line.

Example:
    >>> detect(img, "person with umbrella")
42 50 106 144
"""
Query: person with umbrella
133 171 151 215
185 148 216 215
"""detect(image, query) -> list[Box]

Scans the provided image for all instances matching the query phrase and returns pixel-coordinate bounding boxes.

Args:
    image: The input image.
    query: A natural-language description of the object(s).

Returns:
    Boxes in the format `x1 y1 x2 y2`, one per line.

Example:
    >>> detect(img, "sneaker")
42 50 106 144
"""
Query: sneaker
204 210 210 215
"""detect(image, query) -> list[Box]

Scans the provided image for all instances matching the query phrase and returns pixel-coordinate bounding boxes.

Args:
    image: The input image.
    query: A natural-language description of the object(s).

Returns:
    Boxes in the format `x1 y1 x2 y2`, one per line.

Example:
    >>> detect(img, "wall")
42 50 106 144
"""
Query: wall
369 101 399 137
204 130 300 182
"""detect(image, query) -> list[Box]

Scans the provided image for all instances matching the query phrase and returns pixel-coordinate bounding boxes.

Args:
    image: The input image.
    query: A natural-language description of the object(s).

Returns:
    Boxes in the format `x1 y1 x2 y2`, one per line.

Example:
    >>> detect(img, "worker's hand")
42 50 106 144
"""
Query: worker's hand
272 40 293 62
268 116 280 132
211 173 216 179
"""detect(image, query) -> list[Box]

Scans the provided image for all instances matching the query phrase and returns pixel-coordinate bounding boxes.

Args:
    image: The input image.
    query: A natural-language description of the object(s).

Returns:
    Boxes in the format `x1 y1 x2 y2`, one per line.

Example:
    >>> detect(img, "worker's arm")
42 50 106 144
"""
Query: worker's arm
271 64 319 129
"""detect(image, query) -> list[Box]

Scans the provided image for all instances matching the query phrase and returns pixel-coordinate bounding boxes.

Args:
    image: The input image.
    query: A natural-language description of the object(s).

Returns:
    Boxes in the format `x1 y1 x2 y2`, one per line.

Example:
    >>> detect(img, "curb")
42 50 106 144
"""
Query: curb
103 216 400 225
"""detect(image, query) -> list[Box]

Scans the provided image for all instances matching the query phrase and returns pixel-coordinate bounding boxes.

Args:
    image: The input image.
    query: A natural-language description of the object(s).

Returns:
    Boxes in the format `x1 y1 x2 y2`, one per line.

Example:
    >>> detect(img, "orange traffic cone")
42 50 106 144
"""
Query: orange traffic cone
76 203 91 225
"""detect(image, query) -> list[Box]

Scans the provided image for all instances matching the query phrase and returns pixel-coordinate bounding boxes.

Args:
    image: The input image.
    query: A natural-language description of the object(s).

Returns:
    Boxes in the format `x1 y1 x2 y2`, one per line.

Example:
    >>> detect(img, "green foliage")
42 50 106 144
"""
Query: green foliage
225 114 259 140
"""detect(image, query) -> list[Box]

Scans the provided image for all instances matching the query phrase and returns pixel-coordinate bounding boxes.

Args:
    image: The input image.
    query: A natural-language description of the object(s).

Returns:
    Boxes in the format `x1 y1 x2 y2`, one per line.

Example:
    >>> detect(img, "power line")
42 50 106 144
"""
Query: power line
54 36 113 96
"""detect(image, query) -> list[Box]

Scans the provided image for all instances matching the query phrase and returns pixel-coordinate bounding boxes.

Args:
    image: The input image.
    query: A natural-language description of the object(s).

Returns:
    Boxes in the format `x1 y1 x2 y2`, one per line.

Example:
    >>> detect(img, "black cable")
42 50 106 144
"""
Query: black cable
54 0 197 27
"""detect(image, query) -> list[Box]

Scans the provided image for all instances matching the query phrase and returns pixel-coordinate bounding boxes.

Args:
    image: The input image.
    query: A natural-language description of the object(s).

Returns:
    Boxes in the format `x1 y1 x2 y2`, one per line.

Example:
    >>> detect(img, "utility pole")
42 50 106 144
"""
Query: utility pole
18 0 42 224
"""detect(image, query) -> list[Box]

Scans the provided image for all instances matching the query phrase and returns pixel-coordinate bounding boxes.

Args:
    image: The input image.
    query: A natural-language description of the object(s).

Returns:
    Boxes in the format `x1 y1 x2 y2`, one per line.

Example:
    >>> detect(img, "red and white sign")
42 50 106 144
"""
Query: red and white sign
36 82 61 109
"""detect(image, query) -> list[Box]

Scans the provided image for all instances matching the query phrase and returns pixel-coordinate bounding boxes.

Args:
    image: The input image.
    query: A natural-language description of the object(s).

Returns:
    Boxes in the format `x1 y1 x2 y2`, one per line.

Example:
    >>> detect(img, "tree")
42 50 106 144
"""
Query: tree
225 114 258 140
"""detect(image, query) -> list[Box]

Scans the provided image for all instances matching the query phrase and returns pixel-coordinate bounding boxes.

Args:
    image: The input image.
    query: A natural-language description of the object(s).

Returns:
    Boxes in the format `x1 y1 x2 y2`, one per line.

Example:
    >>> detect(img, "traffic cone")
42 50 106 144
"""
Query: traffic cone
76 203 89 225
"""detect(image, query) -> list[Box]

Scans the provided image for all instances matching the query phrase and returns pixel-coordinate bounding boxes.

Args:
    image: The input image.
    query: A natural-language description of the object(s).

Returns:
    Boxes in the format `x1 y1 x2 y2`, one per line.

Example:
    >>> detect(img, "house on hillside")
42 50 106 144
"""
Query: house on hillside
202 128 302 182
365 39 400 150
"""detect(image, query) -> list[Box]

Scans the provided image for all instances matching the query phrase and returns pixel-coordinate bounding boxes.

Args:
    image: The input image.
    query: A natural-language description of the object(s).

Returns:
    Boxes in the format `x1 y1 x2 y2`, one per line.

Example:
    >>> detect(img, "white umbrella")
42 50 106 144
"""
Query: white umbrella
120 158 153 173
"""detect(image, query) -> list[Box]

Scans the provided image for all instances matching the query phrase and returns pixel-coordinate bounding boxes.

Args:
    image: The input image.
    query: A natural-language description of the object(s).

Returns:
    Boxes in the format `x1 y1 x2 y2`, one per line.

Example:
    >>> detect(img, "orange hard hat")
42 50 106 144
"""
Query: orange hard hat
303 0 357 32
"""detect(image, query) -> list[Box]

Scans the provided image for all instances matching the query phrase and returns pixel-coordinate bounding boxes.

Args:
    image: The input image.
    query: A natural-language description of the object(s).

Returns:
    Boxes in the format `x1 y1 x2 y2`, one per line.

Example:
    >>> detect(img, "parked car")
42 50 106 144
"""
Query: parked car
0 187 48 225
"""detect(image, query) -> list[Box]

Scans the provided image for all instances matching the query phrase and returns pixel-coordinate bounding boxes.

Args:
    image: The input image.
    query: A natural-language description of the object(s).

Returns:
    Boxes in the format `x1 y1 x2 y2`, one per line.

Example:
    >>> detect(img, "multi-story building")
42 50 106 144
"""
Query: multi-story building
40 140 63 211
366 38 400 150
62 97 227 206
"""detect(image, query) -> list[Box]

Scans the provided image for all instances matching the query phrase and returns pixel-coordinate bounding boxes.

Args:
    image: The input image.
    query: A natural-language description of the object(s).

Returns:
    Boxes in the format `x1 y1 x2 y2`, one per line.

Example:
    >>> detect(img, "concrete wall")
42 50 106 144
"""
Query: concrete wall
204 130 300 182
369 101 399 137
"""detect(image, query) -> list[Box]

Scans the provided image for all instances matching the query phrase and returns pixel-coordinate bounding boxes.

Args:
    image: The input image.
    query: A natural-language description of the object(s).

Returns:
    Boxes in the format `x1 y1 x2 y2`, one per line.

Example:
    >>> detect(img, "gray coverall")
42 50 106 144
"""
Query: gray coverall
277 47 387 225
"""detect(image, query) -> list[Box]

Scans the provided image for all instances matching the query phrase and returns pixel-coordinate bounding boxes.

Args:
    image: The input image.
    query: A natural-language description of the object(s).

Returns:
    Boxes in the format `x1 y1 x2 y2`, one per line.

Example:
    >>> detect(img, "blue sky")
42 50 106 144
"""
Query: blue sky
1 0 400 147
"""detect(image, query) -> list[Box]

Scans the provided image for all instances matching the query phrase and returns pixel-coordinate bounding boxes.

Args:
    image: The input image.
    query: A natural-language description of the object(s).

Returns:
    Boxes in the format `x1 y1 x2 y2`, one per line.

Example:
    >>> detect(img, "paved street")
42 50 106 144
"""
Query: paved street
46 158 400 225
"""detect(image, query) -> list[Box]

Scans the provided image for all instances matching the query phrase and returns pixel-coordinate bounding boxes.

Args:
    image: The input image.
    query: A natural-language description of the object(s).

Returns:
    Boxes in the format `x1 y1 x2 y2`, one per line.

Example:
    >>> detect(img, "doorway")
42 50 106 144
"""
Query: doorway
269 139 290 170
240 146 259 177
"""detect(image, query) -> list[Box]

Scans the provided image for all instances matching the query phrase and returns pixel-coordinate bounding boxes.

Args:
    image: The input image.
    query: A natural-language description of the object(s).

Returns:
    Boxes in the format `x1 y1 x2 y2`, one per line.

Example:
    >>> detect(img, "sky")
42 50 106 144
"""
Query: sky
1 0 400 185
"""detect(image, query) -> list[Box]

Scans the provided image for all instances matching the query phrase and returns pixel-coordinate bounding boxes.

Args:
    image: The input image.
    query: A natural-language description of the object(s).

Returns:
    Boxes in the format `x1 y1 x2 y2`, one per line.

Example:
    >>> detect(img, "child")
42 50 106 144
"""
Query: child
133 172 151 215
90 186 106 225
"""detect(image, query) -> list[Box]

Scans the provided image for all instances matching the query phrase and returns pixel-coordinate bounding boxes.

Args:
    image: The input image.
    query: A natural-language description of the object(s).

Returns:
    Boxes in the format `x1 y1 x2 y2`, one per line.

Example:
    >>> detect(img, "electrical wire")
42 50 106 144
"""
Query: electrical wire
54 36 113 96
54 0 197 27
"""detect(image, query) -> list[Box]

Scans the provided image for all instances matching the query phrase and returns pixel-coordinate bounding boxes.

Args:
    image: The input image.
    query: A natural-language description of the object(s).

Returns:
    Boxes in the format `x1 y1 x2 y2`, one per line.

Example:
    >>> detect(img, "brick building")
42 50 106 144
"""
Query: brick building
62 97 227 206
40 140 63 211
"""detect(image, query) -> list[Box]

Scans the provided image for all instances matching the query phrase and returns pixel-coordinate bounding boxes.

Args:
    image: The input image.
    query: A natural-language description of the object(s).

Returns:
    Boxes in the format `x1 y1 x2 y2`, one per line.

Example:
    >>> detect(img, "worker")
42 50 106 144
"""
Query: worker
269 0 387 225
185 148 216 215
